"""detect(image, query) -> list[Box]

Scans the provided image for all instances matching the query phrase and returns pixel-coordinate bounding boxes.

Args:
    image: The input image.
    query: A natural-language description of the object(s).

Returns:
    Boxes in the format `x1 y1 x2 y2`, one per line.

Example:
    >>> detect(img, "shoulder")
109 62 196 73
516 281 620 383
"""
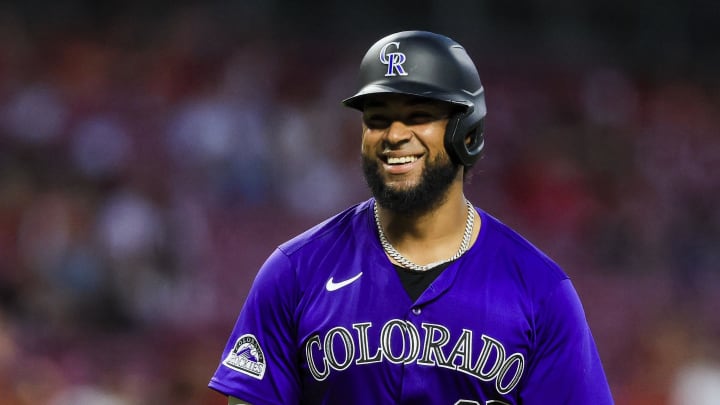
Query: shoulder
250 199 376 297
277 199 374 258
476 209 569 285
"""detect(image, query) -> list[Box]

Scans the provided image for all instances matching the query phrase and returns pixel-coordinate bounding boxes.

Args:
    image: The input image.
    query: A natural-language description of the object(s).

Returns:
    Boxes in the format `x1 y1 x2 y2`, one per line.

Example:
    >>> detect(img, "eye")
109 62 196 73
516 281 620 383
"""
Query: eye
405 112 438 125
363 114 391 129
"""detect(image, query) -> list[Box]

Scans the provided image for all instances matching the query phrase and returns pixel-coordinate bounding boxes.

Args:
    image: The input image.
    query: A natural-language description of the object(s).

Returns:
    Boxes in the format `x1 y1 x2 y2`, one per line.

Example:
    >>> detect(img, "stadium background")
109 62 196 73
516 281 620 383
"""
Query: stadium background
0 1 718 403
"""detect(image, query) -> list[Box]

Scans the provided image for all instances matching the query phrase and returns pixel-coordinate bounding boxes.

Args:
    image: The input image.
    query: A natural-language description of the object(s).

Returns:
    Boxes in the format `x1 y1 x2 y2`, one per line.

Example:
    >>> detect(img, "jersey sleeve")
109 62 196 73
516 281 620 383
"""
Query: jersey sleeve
519 279 614 404
209 248 301 405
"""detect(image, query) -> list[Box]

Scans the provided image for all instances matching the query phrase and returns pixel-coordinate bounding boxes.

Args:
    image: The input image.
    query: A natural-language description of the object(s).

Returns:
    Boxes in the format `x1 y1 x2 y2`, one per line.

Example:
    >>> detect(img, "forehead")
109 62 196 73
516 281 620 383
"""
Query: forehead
361 93 453 112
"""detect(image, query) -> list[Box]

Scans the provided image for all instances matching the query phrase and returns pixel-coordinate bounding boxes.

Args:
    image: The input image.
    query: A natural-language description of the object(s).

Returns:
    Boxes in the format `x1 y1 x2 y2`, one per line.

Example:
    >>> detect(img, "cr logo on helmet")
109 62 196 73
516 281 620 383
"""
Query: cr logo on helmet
379 42 408 77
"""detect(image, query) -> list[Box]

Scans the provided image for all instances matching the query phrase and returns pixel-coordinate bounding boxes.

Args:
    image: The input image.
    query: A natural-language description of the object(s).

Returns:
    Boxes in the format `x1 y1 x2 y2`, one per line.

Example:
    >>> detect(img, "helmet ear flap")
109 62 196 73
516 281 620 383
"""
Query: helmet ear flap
465 120 485 160
445 110 485 167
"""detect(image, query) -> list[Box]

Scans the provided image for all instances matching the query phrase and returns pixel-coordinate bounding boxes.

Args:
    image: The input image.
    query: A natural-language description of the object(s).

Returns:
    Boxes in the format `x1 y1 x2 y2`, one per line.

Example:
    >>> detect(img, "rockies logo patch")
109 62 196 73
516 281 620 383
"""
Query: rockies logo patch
223 334 266 379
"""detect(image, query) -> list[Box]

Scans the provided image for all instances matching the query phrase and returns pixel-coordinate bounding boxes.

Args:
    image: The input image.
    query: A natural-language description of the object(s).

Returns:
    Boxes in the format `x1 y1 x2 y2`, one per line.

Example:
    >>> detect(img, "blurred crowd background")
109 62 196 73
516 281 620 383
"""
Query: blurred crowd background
0 1 719 404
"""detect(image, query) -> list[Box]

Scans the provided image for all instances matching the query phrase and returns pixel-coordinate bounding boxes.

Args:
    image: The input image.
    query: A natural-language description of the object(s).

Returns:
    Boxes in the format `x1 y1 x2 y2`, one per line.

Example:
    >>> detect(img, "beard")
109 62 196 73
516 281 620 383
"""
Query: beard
362 152 461 216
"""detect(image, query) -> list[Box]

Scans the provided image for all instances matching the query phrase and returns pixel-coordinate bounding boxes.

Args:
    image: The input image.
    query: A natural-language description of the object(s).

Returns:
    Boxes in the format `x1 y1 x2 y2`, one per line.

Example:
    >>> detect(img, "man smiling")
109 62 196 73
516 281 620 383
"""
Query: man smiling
209 30 614 405
361 95 463 215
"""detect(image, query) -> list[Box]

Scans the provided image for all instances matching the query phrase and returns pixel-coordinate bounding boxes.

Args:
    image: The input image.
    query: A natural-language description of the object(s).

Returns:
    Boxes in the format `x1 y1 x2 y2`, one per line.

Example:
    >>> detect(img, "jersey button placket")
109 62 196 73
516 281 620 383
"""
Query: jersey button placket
411 307 422 315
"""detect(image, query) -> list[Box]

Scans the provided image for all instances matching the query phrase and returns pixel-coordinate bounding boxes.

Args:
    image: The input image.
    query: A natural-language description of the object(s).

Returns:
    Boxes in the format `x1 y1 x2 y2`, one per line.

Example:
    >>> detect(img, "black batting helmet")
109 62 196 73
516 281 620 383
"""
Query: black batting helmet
343 30 487 167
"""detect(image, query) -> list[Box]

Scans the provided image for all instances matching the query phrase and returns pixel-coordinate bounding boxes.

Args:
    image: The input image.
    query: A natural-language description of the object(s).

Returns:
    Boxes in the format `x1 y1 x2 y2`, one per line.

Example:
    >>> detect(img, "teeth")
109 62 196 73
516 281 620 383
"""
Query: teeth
387 156 417 165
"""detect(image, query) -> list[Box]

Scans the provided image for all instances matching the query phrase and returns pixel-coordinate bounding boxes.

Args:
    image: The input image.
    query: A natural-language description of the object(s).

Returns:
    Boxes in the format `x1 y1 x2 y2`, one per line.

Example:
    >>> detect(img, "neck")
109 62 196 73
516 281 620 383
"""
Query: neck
378 192 467 239
375 187 478 268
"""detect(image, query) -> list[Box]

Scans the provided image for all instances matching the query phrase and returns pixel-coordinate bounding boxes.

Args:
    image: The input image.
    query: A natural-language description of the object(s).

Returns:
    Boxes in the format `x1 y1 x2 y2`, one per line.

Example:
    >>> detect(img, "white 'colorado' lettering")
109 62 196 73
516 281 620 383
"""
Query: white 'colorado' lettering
305 320 525 395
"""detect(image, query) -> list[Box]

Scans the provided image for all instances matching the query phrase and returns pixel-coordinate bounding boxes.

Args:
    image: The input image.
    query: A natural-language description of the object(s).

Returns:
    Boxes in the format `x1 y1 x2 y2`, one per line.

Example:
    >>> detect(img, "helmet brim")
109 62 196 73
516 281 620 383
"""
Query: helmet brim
342 83 471 111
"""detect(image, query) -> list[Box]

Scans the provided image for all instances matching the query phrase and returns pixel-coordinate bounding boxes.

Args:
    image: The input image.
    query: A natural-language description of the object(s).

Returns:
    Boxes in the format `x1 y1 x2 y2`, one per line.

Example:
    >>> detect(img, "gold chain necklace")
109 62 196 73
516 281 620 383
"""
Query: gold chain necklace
374 200 474 271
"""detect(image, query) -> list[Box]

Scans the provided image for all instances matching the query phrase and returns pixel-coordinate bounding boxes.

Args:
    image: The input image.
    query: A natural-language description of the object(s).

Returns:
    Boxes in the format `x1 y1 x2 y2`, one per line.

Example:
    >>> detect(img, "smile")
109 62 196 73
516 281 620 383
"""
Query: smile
387 156 418 165
381 153 423 175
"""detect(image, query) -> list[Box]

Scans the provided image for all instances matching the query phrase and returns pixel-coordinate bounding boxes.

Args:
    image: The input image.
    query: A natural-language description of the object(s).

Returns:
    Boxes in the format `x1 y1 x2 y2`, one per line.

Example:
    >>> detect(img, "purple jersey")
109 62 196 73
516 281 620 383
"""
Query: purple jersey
209 199 613 404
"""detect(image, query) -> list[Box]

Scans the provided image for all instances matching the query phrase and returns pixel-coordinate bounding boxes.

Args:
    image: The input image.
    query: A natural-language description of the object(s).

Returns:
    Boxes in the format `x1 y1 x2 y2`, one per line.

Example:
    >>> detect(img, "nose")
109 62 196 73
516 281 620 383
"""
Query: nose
384 120 412 146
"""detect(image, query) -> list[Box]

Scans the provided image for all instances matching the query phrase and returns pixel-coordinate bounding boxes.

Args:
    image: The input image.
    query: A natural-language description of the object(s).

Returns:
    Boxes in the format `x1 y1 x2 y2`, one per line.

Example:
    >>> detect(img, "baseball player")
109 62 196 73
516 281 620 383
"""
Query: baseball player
209 31 614 404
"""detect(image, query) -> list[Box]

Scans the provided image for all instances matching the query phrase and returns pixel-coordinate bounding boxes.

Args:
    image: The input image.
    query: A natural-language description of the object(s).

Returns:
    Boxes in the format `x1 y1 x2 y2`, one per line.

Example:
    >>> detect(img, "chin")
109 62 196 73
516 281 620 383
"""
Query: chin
383 177 421 192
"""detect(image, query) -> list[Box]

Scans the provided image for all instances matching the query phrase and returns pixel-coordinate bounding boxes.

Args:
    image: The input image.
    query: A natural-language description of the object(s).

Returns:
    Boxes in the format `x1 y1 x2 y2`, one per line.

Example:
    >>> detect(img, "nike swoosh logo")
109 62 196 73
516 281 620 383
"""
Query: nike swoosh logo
325 272 363 292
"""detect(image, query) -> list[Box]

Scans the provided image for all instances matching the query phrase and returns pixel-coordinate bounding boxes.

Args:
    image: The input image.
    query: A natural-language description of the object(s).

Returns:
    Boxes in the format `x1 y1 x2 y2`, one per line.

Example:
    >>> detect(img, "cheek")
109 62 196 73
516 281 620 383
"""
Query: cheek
360 128 377 154
360 135 369 154
418 126 447 153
